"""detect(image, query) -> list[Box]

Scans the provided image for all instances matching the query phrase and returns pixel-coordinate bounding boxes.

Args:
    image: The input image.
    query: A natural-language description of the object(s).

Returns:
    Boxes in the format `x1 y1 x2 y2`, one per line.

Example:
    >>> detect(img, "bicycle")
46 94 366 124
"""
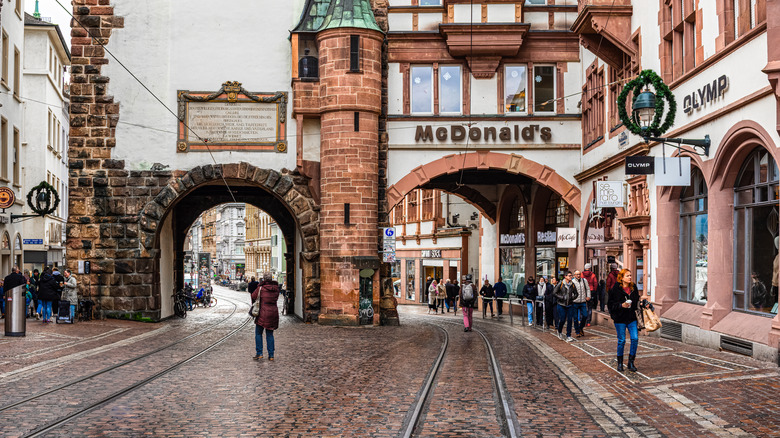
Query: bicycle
172 290 188 318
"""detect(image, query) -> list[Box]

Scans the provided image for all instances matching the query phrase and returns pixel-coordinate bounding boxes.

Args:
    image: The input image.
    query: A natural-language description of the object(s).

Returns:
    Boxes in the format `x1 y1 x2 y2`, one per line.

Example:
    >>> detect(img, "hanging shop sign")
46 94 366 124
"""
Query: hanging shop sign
556 228 577 249
682 75 728 115
625 156 655 175
414 124 552 143
0 187 15 209
655 157 691 186
537 231 557 244
499 233 526 245
595 181 624 208
421 249 442 258
585 227 604 244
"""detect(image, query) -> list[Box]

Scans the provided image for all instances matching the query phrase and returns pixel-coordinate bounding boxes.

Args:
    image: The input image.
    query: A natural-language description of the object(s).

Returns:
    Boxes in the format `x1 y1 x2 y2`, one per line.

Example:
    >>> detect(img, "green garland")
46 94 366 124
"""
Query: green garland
27 181 60 216
617 69 677 138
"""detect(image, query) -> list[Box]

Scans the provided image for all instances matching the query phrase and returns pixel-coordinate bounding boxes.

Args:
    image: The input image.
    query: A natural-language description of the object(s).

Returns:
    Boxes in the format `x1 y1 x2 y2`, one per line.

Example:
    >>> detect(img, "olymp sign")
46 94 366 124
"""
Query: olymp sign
682 75 728 115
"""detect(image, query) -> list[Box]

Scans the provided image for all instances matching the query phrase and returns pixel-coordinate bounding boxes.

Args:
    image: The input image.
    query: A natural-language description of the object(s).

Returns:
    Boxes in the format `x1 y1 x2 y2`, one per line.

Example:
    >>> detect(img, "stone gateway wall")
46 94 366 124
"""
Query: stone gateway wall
66 2 321 321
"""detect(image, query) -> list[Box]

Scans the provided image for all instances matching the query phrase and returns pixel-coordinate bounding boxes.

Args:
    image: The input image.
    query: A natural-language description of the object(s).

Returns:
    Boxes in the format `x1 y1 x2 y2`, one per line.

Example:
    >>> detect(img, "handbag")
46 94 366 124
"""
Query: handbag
249 298 260 318
643 307 662 332
635 309 645 330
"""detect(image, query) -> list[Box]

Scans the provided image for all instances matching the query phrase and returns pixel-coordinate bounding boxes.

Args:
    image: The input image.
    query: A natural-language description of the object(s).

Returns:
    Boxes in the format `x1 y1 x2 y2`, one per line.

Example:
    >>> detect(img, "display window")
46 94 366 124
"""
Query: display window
406 259 416 301
500 247 525 295
679 167 708 304
536 247 555 281
733 148 779 314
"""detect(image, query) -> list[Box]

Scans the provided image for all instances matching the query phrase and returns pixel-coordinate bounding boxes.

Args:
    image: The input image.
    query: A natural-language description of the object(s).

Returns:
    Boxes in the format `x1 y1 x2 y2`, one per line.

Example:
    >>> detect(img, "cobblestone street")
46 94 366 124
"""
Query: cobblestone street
1 286 779 437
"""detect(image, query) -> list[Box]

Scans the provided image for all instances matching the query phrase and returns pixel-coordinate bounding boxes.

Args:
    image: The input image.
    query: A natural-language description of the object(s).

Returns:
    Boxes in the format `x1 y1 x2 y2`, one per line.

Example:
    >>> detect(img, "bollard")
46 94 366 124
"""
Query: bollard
4 285 26 337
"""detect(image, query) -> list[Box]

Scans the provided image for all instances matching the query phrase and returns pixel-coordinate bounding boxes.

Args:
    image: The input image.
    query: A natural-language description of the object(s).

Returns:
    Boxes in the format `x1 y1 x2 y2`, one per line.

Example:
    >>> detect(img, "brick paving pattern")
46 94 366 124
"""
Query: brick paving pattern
2 292 779 437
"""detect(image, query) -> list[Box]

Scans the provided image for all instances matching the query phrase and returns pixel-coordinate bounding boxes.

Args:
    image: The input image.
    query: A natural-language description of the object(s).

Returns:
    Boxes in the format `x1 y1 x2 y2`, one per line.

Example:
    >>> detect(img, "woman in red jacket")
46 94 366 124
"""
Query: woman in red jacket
251 272 280 361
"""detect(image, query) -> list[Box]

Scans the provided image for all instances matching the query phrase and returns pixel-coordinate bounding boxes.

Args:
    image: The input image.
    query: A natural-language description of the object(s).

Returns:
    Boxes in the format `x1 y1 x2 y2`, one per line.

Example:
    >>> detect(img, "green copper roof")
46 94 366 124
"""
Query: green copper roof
293 0 382 33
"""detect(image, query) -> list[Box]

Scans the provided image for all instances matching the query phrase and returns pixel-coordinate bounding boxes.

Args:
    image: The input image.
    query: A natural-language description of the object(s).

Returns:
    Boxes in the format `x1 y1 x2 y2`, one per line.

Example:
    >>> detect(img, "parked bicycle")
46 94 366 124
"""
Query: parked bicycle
172 290 188 318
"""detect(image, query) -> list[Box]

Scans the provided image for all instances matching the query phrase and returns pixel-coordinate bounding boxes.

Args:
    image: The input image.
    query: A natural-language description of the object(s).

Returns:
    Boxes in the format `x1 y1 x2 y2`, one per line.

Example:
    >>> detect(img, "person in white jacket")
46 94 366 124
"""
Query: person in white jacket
62 269 78 322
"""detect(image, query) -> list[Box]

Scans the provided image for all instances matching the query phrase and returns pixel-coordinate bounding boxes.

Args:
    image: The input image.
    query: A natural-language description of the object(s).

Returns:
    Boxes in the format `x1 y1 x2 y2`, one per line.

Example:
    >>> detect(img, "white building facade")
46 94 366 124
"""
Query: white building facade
215 203 245 280
21 12 69 272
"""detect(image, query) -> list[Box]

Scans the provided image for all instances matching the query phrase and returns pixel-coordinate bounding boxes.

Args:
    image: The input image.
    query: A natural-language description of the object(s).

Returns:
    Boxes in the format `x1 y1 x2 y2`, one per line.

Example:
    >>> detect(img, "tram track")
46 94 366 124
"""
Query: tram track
0 292 252 438
401 319 519 438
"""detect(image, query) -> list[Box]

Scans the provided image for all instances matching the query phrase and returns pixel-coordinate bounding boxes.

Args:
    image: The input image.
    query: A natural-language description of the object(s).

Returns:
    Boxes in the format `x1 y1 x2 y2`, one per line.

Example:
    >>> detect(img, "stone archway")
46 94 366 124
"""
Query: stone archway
135 162 320 321
387 151 582 219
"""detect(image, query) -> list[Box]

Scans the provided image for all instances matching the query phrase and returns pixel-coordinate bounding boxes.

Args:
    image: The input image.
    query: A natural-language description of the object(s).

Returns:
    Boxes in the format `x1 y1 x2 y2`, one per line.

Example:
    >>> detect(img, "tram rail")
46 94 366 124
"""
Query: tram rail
0 292 251 438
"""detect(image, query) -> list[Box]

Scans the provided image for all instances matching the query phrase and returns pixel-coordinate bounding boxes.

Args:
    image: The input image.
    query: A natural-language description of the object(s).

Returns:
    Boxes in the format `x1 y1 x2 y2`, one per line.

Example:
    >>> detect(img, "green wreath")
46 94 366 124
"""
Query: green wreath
27 181 60 216
617 69 677 138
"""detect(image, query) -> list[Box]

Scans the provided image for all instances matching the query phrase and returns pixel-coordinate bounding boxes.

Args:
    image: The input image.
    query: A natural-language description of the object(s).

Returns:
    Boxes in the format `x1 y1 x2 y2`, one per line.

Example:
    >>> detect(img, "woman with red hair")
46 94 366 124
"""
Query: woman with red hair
607 269 645 372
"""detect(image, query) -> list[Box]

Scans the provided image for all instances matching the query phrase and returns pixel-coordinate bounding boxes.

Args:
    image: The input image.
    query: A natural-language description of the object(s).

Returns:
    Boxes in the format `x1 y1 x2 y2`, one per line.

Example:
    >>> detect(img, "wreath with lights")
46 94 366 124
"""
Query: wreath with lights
27 181 60 216
617 69 677 138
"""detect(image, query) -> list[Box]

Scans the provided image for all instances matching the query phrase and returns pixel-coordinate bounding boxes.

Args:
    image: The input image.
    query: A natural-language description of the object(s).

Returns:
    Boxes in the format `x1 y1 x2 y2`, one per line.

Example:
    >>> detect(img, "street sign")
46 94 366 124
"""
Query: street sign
381 227 396 262
0 187 15 209
23 239 43 245
625 156 655 174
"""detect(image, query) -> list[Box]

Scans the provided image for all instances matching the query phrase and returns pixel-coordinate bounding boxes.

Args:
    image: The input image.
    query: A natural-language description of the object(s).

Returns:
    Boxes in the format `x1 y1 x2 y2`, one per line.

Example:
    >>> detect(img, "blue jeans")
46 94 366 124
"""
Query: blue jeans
572 302 588 333
614 320 638 357
556 304 575 336
41 300 53 321
526 301 534 325
255 325 275 358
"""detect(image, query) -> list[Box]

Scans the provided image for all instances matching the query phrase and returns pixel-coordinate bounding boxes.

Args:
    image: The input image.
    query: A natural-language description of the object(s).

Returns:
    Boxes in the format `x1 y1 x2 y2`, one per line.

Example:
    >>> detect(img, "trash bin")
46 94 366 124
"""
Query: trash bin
4 284 26 337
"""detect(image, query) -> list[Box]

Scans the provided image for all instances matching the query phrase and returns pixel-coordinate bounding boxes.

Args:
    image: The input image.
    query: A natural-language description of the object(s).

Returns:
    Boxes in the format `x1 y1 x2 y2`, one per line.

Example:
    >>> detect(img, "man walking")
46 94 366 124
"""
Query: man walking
479 279 495 317
538 276 554 327
581 263 598 324
554 272 578 342
522 277 536 325
571 270 591 337
493 277 507 316
448 279 460 315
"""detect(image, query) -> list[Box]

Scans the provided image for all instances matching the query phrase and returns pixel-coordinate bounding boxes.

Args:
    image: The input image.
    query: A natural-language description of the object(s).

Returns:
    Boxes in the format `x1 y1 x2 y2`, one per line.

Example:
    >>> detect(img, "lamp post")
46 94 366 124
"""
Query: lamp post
618 70 710 156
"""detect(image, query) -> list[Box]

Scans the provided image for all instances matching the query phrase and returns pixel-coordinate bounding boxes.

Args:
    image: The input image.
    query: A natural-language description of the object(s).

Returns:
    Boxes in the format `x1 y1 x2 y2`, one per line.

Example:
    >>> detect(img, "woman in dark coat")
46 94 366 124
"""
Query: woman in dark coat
250 272 280 361
607 269 644 372
37 268 60 323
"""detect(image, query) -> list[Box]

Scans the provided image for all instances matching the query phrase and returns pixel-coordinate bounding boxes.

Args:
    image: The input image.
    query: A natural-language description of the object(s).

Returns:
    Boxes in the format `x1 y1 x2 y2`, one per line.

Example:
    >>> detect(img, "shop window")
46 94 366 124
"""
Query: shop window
733 148 779 315
509 197 526 233
500 247 526 295
411 66 433 114
421 189 435 221
420 0 442 5
679 167 708 304
533 65 555 113
406 259 416 301
407 190 419 222
545 195 569 226
582 60 604 149
504 65 527 113
439 65 462 114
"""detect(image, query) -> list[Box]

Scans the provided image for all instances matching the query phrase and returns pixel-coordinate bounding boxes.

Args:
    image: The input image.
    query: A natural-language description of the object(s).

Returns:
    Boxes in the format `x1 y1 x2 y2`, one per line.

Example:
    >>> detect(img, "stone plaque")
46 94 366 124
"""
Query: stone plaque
177 81 287 153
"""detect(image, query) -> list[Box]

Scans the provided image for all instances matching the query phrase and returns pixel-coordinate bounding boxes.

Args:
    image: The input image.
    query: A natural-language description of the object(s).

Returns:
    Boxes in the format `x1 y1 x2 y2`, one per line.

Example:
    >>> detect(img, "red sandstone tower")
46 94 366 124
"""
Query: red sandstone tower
292 1 384 325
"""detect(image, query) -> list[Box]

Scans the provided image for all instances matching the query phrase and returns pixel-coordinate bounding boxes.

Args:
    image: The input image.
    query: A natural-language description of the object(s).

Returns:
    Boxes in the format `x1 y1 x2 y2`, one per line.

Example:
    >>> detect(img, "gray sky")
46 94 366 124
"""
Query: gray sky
25 0 73 48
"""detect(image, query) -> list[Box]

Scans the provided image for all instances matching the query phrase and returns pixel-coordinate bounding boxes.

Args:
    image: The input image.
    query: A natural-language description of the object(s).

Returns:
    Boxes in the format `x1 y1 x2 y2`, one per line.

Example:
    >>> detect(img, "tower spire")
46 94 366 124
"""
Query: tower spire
34 0 42 19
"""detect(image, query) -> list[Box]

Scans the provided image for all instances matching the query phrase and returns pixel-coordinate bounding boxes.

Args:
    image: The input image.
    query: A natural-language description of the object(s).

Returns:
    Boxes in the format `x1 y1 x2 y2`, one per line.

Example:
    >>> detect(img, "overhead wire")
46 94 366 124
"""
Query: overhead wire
53 0 238 203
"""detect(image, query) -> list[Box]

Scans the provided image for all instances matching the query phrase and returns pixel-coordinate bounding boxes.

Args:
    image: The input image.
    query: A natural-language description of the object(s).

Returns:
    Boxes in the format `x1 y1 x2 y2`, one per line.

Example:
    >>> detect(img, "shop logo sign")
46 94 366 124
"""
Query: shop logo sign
596 181 624 208
421 249 442 258
500 233 525 245
556 228 577 248
586 227 604 244
537 231 557 244
683 75 728 115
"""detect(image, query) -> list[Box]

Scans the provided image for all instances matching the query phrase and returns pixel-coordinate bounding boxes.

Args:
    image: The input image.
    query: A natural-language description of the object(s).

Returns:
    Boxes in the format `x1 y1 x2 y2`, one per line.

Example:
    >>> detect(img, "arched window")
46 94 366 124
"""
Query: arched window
545 195 569 226
508 197 525 233
679 167 708 304
734 148 779 314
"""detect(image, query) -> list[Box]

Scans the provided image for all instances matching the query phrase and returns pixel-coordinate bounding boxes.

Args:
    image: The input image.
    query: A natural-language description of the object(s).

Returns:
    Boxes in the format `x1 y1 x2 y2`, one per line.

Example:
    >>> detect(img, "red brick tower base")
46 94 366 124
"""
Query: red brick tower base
317 28 384 325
